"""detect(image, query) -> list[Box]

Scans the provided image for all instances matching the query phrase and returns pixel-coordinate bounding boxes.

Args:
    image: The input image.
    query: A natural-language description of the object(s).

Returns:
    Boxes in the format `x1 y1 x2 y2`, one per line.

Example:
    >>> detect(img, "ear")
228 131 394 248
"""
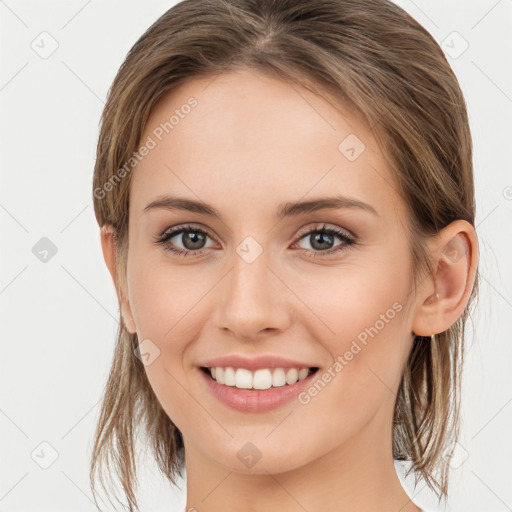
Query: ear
411 219 479 337
100 225 137 334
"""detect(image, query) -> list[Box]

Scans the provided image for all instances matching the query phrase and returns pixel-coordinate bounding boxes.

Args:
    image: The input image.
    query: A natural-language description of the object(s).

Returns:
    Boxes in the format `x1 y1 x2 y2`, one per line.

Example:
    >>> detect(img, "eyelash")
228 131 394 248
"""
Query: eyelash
154 223 356 258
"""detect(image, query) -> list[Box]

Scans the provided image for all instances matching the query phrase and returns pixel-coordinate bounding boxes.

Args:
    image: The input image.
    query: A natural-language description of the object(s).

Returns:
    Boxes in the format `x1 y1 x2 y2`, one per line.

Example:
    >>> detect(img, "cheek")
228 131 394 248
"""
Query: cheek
126 259 205 428
127 253 209 343
293 255 410 344
286 282 410 442
290 253 412 400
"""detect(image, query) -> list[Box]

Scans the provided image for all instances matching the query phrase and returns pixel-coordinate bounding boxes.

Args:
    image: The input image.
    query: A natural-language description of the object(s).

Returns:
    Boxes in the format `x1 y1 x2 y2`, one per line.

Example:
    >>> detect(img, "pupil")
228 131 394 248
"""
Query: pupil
184 231 205 250
312 233 333 250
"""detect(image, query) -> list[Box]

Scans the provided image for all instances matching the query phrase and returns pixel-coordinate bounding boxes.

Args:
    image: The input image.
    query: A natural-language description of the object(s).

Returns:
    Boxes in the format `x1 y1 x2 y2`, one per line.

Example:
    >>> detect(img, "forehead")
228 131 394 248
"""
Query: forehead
130 68 404 223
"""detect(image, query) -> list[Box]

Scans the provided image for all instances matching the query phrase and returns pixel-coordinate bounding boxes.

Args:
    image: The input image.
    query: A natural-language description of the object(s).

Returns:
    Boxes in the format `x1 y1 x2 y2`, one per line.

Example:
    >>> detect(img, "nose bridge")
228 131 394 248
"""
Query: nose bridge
214 236 291 337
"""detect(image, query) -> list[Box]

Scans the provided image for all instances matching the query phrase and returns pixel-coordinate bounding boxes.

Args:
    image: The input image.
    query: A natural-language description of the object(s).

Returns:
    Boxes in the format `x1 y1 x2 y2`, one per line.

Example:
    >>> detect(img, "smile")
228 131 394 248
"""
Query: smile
199 366 320 412
202 366 317 389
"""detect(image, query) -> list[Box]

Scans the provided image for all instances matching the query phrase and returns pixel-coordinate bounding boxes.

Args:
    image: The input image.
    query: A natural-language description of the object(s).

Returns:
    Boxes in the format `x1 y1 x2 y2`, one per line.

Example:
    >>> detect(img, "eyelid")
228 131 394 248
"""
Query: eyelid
154 222 218 247
295 222 355 241
157 221 355 242
156 221 210 239
155 221 357 257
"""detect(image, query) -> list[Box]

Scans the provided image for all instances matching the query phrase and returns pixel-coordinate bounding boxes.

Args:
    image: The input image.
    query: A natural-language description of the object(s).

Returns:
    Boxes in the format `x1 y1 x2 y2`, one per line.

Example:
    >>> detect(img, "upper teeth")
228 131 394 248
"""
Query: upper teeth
209 367 311 389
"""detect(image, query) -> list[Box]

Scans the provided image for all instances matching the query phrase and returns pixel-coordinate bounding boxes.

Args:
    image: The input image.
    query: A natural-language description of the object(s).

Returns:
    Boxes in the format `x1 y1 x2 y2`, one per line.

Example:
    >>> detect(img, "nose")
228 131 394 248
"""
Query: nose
212 244 293 341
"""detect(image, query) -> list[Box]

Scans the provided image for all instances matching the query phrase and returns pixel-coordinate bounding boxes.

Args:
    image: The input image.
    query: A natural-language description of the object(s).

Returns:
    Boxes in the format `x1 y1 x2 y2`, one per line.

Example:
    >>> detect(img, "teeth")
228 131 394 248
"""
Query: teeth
298 368 309 381
236 368 253 389
224 367 236 386
253 369 272 390
272 368 286 387
285 368 298 385
208 366 314 389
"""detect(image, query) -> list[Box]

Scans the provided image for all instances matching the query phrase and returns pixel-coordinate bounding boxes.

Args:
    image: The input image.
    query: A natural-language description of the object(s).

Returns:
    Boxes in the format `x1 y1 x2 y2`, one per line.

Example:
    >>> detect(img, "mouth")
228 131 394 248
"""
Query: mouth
198 364 320 412
200 366 320 390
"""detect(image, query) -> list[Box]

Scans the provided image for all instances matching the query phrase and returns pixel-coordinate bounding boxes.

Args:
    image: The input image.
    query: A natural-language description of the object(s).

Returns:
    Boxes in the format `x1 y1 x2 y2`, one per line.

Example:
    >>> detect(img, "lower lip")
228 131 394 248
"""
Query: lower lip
199 368 318 413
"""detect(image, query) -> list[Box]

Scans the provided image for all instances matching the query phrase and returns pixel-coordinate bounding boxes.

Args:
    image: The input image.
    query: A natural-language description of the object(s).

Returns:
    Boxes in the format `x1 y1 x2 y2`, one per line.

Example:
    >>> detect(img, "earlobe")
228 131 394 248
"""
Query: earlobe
411 219 479 337
100 225 137 334
120 303 137 334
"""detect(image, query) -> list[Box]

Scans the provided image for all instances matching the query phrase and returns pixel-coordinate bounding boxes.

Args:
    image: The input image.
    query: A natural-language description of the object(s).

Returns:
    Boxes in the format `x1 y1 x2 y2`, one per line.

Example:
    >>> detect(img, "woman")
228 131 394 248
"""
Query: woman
90 1 479 511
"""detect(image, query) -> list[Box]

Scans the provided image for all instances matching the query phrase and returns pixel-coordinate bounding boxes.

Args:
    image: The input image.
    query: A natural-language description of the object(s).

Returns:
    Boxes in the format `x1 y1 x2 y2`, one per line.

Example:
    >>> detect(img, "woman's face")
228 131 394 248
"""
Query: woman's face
122 68 421 474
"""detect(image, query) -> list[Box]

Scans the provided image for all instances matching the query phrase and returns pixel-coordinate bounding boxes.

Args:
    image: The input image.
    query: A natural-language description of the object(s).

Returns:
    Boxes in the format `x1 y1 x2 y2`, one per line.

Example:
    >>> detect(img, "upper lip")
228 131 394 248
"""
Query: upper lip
199 355 320 371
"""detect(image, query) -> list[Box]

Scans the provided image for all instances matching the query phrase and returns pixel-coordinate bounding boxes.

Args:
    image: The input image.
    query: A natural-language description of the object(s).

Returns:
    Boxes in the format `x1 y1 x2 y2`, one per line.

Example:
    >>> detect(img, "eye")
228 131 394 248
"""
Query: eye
154 223 356 258
293 223 356 257
154 224 216 257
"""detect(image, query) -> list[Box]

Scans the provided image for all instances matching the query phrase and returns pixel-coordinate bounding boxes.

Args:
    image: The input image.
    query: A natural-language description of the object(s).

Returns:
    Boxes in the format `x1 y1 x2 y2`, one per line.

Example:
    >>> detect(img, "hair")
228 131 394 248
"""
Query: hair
90 0 479 510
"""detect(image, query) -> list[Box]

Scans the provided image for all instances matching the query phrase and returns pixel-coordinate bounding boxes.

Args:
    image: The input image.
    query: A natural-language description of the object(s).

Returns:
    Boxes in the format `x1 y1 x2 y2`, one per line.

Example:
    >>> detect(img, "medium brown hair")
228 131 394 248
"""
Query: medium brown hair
90 0 479 509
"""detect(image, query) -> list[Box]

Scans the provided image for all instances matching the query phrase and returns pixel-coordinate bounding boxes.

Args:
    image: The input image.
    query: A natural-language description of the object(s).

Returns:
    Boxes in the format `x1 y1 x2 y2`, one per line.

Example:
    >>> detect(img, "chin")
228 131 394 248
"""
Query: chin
202 432 325 475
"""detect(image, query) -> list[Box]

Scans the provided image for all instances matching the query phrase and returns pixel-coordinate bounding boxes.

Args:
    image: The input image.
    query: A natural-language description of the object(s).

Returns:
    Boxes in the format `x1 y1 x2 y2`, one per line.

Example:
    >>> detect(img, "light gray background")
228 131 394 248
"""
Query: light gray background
0 1 511 511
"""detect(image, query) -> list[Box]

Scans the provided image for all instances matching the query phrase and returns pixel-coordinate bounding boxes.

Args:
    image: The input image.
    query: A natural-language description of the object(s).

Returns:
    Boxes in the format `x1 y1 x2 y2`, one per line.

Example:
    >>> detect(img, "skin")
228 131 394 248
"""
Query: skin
101 68 478 512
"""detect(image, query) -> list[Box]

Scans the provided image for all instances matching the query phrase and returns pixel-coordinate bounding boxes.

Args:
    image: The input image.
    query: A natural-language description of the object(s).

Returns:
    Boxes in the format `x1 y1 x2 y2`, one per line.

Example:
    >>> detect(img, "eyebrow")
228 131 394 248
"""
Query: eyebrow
143 194 378 220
